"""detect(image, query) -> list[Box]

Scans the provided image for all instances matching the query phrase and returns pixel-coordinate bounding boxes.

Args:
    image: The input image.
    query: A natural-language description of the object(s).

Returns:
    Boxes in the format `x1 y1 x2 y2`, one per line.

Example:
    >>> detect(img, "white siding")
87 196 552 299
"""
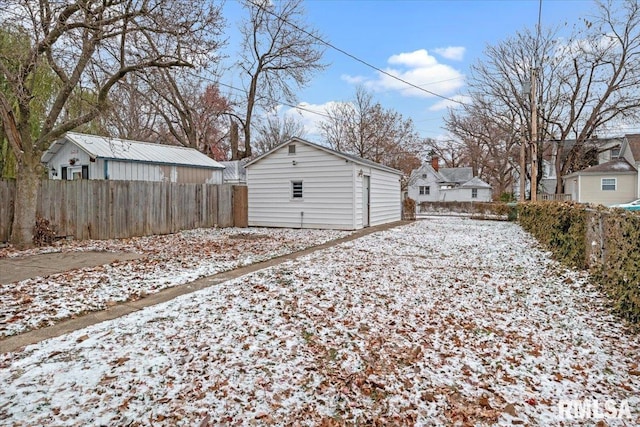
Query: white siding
247 143 355 229
407 167 441 203
44 140 222 184
442 187 492 202
369 168 401 226
46 141 93 179
577 174 637 206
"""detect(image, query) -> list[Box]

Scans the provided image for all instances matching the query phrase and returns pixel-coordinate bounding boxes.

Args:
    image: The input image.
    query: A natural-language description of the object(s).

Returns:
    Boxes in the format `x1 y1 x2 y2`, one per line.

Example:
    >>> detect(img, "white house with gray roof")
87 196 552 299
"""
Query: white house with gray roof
245 137 402 230
407 158 492 204
41 132 224 184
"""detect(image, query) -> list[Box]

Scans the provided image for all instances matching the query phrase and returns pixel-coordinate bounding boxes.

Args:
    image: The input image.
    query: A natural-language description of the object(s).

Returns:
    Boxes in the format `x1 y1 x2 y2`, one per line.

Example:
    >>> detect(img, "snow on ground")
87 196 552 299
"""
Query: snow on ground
1 218 639 426
0 227 350 337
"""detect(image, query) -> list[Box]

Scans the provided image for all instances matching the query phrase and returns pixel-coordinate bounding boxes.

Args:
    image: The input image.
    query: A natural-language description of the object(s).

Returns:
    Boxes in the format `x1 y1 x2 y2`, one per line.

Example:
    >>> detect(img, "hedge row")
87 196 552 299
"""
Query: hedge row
518 202 640 324
418 201 512 218
595 211 640 324
518 202 587 269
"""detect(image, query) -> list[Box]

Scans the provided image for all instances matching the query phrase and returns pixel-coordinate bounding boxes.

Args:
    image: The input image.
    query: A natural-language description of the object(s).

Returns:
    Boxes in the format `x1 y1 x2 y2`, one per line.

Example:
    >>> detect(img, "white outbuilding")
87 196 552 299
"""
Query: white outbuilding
245 137 402 230
41 132 224 184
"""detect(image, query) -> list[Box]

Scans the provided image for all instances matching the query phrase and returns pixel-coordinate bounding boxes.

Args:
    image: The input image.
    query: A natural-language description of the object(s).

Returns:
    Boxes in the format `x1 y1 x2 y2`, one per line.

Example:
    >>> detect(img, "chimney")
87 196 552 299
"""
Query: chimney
431 156 439 172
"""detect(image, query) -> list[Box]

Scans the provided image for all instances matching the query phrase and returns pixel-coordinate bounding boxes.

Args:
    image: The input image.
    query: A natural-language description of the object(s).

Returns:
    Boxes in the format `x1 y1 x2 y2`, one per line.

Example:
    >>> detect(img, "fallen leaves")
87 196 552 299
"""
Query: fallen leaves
0 218 639 426
0 227 351 338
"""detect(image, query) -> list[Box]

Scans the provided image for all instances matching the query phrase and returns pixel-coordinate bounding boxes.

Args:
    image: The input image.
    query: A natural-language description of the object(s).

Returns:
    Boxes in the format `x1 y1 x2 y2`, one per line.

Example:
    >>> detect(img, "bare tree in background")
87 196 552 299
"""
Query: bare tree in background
449 0 640 195
0 0 224 247
423 138 468 169
319 87 423 175
96 77 162 142
236 0 326 158
547 0 640 191
445 101 520 197
253 113 306 155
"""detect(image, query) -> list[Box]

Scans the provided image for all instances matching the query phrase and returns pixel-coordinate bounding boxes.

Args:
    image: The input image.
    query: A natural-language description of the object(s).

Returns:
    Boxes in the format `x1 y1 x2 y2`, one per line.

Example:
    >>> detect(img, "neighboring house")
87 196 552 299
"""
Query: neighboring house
245 137 402 230
41 132 224 184
219 159 248 184
563 133 640 206
514 136 625 198
407 158 492 203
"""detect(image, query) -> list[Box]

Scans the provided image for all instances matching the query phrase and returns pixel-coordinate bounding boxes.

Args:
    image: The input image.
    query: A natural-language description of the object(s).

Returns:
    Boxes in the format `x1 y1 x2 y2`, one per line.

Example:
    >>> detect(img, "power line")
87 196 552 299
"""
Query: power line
245 0 466 106
192 72 334 120
195 72 450 139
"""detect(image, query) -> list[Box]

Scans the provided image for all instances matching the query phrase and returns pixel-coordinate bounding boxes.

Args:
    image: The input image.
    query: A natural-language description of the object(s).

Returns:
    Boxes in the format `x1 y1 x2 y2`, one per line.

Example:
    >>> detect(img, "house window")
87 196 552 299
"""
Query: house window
292 180 303 198
421 174 427 179
601 178 616 191
288 144 296 155
82 165 89 179
472 188 478 198
611 147 621 158
419 186 430 195
61 167 68 180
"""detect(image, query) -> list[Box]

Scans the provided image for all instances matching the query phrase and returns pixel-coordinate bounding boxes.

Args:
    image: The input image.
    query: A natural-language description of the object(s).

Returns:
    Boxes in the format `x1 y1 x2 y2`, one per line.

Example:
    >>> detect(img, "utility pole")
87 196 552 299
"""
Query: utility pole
530 67 538 202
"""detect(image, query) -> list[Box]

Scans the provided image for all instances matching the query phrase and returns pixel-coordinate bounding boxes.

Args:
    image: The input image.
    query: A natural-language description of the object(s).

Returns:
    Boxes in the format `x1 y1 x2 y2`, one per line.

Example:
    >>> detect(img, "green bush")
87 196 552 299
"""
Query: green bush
518 202 587 269
519 202 640 324
417 201 511 218
593 211 640 324
499 192 515 203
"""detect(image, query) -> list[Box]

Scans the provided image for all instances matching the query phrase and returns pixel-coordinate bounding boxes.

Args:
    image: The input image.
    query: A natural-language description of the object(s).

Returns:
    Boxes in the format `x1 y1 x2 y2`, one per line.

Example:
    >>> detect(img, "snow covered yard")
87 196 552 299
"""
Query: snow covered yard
1 217 639 426
0 227 350 337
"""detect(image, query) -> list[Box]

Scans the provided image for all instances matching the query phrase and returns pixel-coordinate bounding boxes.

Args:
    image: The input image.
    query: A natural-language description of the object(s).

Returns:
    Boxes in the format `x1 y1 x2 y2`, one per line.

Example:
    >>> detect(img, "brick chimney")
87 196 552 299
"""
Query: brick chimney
431 156 439 172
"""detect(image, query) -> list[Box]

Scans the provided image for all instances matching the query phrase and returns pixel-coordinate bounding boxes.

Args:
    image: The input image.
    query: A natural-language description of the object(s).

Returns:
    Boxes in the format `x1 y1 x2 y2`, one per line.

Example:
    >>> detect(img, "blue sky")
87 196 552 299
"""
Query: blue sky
221 0 597 142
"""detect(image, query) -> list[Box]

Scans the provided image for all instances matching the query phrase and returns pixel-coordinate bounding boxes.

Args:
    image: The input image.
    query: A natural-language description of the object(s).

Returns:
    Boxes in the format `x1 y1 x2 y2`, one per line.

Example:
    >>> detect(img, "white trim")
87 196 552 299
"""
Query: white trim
601 177 617 191
291 180 303 200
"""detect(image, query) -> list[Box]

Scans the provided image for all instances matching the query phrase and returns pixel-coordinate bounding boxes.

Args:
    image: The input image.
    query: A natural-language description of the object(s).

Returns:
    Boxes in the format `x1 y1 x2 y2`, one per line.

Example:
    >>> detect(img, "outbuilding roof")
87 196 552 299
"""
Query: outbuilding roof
563 158 637 177
41 132 224 169
245 137 403 176
460 176 492 189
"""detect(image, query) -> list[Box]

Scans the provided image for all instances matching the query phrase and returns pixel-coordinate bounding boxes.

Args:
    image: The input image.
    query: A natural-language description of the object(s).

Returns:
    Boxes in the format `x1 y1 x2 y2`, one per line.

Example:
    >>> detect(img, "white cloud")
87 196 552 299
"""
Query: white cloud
428 95 472 111
434 46 466 61
342 49 465 99
388 49 438 68
340 74 365 85
282 101 340 140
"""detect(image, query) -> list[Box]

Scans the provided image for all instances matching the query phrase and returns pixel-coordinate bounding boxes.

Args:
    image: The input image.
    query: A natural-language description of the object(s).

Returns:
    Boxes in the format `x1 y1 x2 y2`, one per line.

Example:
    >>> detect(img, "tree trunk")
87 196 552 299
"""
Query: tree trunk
230 120 240 160
555 140 564 195
10 153 41 249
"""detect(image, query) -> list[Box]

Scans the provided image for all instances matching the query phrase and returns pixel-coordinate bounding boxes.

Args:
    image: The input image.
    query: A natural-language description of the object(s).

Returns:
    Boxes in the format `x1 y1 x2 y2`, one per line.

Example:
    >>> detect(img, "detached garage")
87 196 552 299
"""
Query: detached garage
245 138 402 230
41 132 224 184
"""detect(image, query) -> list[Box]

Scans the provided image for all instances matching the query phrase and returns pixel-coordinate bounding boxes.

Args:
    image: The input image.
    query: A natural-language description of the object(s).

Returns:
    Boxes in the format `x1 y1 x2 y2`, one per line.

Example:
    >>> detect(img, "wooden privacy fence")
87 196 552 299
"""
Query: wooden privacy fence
0 180 248 242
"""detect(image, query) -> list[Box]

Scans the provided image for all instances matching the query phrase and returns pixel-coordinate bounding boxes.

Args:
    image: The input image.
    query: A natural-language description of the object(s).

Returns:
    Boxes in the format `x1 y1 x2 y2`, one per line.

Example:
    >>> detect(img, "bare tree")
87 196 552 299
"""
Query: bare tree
319 87 423 175
423 138 469 169
451 0 640 195
236 0 326 158
0 0 225 247
445 103 520 197
96 77 162 142
547 0 640 191
253 113 306 155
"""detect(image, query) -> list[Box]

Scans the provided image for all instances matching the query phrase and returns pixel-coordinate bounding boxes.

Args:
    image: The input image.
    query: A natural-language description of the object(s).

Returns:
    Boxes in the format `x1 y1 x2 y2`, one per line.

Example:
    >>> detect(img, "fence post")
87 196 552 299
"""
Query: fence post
233 185 248 228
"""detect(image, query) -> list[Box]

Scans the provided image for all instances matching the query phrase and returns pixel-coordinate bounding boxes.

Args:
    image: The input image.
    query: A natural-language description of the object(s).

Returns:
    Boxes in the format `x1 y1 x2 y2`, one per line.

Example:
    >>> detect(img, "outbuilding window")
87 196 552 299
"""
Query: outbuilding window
472 188 478 198
288 144 296 155
601 178 616 191
292 180 303 198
